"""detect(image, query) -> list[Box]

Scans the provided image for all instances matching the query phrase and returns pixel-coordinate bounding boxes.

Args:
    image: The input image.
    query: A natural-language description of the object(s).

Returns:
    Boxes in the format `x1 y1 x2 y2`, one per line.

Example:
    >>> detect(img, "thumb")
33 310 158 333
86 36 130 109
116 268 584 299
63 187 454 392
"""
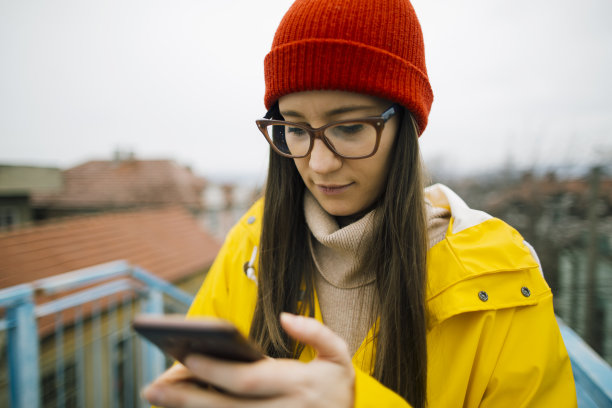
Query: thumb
280 312 351 366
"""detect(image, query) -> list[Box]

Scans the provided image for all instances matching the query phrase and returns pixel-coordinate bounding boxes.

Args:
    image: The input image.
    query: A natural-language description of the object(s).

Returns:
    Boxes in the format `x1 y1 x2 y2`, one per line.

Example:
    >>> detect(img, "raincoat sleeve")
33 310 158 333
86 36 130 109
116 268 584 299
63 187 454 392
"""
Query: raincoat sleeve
353 367 412 407
186 238 232 318
352 288 576 407
185 219 259 337
480 292 577 407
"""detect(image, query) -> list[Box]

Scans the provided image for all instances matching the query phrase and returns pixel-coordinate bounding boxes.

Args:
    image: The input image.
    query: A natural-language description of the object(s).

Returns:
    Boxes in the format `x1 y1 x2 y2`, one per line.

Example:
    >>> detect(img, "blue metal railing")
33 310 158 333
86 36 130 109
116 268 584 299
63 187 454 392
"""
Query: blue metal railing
0 260 194 408
1 261 611 407
559 319 612 407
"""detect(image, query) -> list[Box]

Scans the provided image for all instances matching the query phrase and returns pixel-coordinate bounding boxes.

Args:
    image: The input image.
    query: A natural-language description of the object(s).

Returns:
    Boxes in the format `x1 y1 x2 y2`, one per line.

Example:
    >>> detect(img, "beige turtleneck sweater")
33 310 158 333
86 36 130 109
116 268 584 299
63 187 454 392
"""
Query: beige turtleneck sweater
304 191 450 356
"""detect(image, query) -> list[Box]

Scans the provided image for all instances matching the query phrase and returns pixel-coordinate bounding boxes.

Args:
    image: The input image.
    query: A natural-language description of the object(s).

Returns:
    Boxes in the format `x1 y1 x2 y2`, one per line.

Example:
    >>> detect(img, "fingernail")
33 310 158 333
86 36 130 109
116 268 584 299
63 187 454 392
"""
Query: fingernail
280 312 294 322
281 312 304 327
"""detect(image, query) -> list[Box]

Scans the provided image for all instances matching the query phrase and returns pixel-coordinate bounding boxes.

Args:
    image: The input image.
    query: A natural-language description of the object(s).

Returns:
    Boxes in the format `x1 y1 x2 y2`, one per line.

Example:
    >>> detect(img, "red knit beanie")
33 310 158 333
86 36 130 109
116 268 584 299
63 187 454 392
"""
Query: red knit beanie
264 0 433 135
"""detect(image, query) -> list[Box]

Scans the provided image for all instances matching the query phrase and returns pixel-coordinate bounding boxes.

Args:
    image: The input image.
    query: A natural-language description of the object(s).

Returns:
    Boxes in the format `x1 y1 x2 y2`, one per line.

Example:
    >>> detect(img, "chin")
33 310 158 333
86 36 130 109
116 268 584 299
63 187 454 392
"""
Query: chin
309 189 371 217
316 194 379 219
319 201 362 217
325 208 353 217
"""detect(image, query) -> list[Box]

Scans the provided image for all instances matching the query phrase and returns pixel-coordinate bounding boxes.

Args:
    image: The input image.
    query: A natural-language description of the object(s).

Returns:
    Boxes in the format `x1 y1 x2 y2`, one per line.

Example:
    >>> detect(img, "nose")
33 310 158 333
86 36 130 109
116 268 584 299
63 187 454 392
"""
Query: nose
308 138 342 174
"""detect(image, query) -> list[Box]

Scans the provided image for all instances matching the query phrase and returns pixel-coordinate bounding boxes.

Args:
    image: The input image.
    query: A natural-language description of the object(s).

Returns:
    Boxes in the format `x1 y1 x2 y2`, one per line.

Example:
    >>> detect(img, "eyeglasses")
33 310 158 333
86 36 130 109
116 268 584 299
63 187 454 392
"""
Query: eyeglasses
255 103 401 159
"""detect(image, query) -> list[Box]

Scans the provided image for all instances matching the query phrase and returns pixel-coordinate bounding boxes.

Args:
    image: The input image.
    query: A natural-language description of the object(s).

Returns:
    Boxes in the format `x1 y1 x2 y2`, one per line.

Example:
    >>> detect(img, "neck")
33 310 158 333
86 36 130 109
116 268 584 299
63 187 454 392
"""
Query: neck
334 202 378 228
335 213 364 228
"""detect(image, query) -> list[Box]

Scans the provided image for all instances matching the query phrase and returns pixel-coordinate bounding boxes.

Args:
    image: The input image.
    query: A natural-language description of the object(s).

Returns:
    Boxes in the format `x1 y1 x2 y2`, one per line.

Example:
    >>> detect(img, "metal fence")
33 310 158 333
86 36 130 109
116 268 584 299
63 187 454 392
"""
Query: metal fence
560 319 612 407
0 260 193 408
1 261 611 407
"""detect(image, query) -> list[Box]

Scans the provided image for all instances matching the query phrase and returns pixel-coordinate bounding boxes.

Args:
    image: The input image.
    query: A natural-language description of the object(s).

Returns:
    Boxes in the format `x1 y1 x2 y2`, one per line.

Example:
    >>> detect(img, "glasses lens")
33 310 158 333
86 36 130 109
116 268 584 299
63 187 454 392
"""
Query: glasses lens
324 122 377 158
266 124 311 157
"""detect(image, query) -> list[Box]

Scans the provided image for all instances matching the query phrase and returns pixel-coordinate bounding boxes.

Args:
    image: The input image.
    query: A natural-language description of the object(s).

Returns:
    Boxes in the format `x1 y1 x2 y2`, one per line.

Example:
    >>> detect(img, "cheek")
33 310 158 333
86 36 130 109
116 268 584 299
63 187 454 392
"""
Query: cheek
362 126 398 192
354 149 393 200
374 129 398 175
365 157 392 195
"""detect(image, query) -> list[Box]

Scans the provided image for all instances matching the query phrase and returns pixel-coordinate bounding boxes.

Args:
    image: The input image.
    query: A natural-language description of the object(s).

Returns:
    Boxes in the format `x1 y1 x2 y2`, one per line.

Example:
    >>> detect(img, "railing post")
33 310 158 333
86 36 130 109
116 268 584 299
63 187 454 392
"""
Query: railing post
140 288 165 392
7 289 40 408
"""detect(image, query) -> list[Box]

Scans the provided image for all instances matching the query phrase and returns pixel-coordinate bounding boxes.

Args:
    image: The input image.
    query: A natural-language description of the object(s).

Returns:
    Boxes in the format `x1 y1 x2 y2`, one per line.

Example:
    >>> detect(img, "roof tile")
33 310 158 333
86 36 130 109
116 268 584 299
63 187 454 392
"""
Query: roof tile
0 206 222 288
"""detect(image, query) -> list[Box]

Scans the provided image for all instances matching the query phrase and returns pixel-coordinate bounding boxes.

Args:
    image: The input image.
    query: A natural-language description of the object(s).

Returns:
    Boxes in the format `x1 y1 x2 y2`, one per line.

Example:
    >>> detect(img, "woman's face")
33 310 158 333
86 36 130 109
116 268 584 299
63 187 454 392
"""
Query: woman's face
278 90 400 217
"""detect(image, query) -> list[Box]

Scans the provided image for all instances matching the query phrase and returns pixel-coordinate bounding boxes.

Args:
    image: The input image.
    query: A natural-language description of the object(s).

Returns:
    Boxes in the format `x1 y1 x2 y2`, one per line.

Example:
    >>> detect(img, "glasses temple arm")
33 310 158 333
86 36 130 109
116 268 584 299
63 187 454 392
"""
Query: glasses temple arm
381 103 401 122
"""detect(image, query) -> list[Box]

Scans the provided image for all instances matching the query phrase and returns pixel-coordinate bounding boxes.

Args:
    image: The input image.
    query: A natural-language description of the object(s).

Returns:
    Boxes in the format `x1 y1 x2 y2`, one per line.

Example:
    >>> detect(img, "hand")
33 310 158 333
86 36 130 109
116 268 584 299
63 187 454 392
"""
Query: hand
142 312 355 408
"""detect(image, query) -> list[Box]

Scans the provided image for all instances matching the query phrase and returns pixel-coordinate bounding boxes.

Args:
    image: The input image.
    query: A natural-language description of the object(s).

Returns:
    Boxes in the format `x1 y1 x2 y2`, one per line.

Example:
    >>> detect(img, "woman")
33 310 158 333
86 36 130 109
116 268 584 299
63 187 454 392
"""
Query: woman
144 0 577 406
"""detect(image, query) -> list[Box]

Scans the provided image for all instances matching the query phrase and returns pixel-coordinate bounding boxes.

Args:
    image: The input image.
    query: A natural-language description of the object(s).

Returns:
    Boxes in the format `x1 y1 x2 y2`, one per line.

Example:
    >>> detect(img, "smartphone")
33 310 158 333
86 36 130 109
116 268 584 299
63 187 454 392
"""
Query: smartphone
132 315 264 364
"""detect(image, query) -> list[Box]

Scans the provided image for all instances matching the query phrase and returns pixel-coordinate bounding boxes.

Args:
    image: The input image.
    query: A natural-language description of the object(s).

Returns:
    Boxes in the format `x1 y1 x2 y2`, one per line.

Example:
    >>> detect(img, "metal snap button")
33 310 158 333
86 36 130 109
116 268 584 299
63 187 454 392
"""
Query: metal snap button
521 286 531 297
478 291 488 302
247 216 256 224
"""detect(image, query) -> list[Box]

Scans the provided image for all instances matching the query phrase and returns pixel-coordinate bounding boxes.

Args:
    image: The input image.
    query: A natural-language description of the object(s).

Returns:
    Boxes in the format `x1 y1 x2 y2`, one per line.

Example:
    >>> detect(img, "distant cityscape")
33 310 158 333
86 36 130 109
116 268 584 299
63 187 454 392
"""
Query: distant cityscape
0 151 262 239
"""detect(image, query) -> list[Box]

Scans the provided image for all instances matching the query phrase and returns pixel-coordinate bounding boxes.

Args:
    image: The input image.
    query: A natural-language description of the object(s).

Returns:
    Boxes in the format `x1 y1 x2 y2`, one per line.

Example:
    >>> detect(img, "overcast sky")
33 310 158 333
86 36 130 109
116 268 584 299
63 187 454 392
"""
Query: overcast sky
1 0 611 183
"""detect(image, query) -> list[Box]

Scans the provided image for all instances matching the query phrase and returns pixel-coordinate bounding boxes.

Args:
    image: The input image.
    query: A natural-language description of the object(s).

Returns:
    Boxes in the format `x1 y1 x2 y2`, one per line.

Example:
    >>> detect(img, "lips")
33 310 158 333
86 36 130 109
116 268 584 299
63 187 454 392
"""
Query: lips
315 183 353 195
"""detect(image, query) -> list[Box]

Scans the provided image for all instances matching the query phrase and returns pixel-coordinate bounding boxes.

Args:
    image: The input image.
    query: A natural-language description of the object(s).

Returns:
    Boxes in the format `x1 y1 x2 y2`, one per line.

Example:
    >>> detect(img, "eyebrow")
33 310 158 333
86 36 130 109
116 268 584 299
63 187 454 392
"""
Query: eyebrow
280 105 377 120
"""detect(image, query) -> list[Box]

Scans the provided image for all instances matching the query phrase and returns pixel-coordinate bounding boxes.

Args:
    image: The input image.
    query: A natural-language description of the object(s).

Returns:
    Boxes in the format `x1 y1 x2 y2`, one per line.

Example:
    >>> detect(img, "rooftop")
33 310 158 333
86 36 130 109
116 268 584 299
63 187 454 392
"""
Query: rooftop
0 206 221 289
31 159 206 211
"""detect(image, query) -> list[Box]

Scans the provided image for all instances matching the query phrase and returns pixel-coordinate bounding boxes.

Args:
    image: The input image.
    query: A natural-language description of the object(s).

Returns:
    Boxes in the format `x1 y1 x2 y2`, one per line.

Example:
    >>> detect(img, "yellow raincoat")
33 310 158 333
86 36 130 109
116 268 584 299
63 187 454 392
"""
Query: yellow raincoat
187 184 577 407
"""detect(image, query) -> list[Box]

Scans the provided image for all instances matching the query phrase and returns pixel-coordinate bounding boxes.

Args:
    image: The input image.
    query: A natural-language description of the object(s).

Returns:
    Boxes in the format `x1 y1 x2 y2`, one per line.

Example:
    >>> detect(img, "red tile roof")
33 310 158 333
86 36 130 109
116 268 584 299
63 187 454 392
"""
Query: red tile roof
0 206 222 289
31 159 206 211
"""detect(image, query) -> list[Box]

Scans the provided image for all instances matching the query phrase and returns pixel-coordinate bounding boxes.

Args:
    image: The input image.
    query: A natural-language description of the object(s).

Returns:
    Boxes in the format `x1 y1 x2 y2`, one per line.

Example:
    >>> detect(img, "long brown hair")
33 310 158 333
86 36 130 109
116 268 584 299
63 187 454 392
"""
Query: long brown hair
249 107 428 407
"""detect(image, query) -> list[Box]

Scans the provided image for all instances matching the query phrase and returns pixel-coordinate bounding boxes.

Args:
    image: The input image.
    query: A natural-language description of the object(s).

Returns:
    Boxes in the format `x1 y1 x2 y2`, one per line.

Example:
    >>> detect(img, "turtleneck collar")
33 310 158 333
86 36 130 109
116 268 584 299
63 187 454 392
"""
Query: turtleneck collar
303 190 377 288
303 188 451 289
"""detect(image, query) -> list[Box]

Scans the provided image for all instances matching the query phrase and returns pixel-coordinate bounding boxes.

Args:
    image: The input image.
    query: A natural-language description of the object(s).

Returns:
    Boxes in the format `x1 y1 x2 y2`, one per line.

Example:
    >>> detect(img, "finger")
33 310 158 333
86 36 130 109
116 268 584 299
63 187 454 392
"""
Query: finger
152 363 195 385
144 381 292 408
142 363 211 403
143 382 220 408
280 312 351 366
183 354 304 397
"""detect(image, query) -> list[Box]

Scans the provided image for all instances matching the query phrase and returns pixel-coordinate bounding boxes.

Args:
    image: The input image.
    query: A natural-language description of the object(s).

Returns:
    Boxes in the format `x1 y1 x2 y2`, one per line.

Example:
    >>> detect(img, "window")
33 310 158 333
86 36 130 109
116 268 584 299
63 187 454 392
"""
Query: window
0 207 19 228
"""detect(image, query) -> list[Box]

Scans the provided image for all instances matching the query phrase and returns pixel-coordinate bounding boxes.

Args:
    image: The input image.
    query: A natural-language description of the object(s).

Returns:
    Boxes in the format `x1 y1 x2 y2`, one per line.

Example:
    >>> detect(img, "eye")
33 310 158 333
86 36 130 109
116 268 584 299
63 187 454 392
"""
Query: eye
287 126 308 137
341 124 363 133
333 124 365 136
